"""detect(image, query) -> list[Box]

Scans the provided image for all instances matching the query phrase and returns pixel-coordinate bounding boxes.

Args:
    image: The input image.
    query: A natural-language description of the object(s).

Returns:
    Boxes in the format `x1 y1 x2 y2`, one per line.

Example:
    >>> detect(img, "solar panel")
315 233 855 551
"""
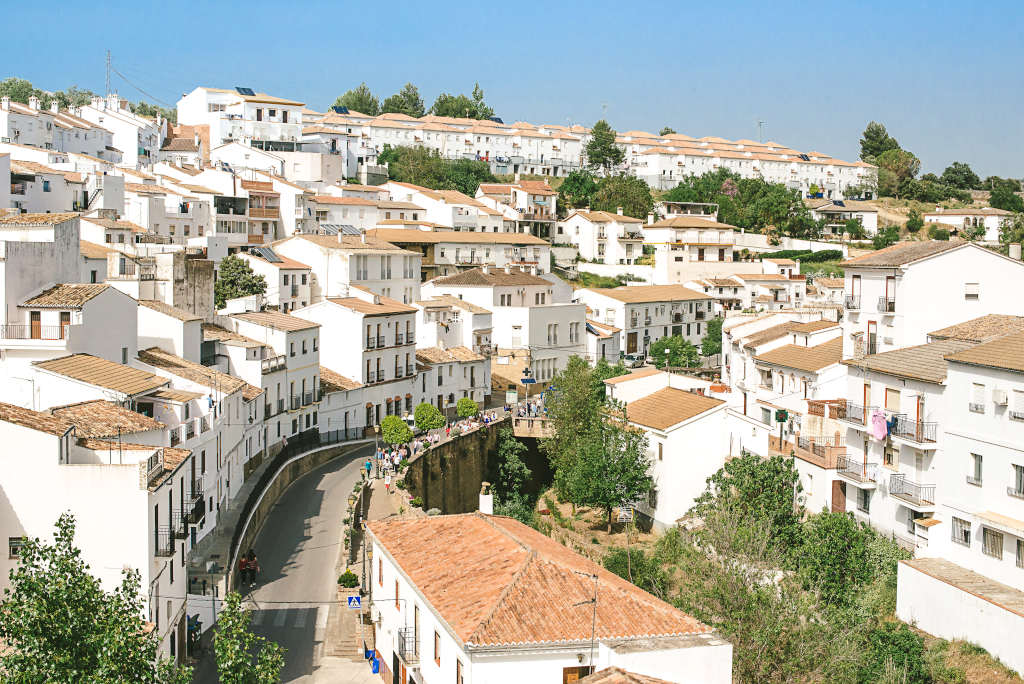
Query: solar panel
331 106 350 115
235 87 255 96
833 199 846 207
253 246 282 263
319 224 360 235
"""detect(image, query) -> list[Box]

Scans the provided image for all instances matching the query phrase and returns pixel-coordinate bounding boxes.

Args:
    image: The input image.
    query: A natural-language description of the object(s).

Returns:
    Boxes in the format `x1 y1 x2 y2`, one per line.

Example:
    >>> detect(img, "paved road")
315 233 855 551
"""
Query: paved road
193 443 374 683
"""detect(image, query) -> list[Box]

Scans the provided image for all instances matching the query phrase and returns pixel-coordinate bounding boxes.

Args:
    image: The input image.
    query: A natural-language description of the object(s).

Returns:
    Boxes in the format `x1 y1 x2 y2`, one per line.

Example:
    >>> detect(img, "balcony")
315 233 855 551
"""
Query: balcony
290 284 299 298
834 402 875 427
377 336 386 348
154 530 175 557
169 429 181 447
672 313 684 323
889 473 936 511
0 324 68 341
367 371 379 384
186 478 205 523
170 511 187 539
290 395 300 410
277 398 285 414
394 367 403 379
303 391 313 406
695 311 706 320
891 416 937 447
845 295 861 310
406 364 416 376
644 317 652 325
877 296 896 313
249 207 280 219
474 344 492 357
969 402 985 414
185 420 196 441
397 627 418 664
366 337 377 350
623 231 644 241
146 449 165 486
837 456 879 488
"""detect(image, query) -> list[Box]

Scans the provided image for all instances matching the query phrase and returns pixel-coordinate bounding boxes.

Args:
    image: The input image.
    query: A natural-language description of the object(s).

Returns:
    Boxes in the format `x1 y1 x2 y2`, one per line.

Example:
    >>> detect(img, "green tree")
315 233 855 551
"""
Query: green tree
603 547 669 598
845 217 866 239
701 317 724 356
414 402 445 432
905 208 924 233
493 427 534 524
558 169 598 210
692 451 804 553
428 83 494 120
132 101 177 124
585 119 625 173
214 592 286 684
649 335 700 369
333 82 380 116
567 407 652 531
983 176 1022 192
542 357 602 497
380 82 425 118
859 121 900 162
0 77 40 104
380 145 495 195
380 414 413 444
456 397 478 418
857 623 930 684
214 255 267 308
928 225 951 241
990 184 1024 213
0 513 191 683
940 161 981 190
796 512 871 606
591 358 629 401
873 225 900 250
875 149 920 194
998 213 1024 247
659 126 676 136
591 174 653 219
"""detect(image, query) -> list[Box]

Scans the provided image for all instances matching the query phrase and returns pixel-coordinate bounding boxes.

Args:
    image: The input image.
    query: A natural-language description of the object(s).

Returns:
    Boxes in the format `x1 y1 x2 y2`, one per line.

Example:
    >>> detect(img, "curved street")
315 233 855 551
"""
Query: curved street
193 442 376 683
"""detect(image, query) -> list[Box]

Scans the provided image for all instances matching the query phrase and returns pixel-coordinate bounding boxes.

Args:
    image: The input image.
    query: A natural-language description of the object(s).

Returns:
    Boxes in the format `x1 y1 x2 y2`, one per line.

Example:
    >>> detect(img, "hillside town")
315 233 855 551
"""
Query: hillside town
1 64 1023 684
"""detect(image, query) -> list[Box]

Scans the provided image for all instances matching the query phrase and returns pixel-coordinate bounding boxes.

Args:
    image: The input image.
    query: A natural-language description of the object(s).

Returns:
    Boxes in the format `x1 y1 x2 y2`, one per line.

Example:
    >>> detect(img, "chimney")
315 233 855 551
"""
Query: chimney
647 213 654 225
0 96 9 111
49 100 58 114
28 96 40 111
513 172 520 183
616 206 624 216
504 264 511 274
482 265 489 275
479 482 494 515
1011 243 1022 261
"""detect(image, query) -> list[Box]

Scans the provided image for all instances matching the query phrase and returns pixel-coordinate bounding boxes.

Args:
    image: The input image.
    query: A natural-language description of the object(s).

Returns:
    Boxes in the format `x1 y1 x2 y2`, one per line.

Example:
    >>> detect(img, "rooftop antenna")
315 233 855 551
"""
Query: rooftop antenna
105 49 111 98
757 120 766 143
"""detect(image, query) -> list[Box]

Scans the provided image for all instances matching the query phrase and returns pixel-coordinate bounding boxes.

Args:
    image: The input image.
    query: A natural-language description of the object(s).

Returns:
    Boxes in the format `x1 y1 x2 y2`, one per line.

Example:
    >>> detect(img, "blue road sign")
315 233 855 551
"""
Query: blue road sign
347 595 361 609
521 378 537 384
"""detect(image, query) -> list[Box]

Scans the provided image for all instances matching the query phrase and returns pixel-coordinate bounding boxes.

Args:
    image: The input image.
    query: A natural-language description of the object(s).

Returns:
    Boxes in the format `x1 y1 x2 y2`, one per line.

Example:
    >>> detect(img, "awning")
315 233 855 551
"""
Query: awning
976 510 1024 536
385 398 393 403
394 396 401 402
365 402 373 408
405 393 412 399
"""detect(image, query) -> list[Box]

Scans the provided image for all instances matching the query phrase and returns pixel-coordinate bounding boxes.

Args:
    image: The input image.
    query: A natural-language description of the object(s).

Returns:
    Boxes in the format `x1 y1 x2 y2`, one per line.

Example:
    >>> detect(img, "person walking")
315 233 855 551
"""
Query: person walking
384 472 392 495
364 458 372 480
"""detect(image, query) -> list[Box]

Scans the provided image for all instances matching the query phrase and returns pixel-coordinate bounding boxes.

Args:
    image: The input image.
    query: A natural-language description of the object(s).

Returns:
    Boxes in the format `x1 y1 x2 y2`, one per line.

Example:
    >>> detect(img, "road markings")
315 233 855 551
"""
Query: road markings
316 606 329 630
273 609 288 627
294 607 308 629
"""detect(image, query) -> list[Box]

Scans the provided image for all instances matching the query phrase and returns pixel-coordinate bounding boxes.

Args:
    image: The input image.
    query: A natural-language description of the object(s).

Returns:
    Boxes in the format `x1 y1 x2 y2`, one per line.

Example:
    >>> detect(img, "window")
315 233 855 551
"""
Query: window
90 270 97 283
1018 539 1024 569
1011 464 1024 497
121 347 128 364
884 388 900 412
395 580 400 609
8 537 23 559
42 180 51 192
302 340 307 354
457 660 464 684
884 445 896 468
433 630 440 665
964 282 979 300
290 342 295 357
968 453 983 485
761 407 771 425
658 442 663 461
857 488 870 514
1013 390 1024 420
970 383 985 413
982 527 1003 559
952 516 971 546
378 557 383 585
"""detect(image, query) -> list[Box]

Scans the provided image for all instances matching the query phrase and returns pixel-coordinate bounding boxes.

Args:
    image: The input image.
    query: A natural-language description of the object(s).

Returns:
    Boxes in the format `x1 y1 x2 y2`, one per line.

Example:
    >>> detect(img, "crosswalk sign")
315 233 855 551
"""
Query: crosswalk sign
347 596 361 609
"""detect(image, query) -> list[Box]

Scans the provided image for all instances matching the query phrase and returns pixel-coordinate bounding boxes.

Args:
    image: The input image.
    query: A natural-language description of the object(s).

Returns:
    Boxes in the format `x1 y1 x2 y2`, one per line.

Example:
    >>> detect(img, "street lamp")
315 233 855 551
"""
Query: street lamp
373 425 380 478
664 347 671 374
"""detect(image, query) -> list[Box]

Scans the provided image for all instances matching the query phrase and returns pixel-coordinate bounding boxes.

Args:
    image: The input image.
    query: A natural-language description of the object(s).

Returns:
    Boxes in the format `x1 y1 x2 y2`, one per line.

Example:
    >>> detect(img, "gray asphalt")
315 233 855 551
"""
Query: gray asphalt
193 443 374 683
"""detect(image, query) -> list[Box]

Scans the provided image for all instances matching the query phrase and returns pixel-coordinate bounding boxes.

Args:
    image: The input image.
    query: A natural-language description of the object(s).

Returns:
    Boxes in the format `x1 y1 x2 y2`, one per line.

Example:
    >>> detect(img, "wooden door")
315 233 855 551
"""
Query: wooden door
626 331 638 354
831 480 846 513
30 311 41 339
59 311 70 339
563 667 595 683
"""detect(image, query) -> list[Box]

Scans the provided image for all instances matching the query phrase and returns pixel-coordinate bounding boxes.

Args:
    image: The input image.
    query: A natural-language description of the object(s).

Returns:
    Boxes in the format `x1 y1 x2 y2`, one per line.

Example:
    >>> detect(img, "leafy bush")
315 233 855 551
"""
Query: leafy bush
858 623 930 684
337 570 359 588
456 397 478 418
928 225 950 241
414 402 445 432
873 226 900 250
796 512 871 606
380 414 412 445
410 496 423 508
603 547 669 599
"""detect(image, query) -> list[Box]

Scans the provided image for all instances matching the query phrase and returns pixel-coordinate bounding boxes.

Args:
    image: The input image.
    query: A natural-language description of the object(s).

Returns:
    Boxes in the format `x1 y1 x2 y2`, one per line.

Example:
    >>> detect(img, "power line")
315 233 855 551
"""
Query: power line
109 64 175 108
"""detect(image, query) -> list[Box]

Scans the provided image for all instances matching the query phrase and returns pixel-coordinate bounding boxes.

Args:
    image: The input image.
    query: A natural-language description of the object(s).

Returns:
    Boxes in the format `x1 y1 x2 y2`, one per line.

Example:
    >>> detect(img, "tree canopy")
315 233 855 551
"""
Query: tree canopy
649 335 700 369
214 592 285 684
585 119 624 173
940 161 981 190
380 414 413 444
701 317 724 356
381 83 425 118
591 174 654 219
214 255 267 309
0 513 191 683
905 208 924 233
858 121 900 162
875 148 920 196
413 402 445 432
456 397 478 418
990 184 1024 213
557 170 598 212
377 145 496 196
429 83 494 120
659 126 676 136
493 427 534 524
332 82 380 116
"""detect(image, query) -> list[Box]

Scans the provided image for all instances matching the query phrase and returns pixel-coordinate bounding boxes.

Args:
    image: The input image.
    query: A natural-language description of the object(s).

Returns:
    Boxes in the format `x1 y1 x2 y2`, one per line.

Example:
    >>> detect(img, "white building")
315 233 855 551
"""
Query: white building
416 345 490 416
586 318 622 364
77 94 163 169
9 159 77 213
236 248 311 313
805 198 879 236
176 87 305 152
923 207 1013 243
840 241 1024 359
574 285 714 358
476 181 558 239
415 294 493 358
559 210 645 266
422 267 586 382
366 512 732 684
366 228 552 278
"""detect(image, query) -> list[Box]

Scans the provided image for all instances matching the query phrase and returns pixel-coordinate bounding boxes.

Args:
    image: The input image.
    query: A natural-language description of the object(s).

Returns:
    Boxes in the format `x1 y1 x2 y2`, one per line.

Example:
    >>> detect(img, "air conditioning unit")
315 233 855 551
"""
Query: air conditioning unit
993 389 1008 406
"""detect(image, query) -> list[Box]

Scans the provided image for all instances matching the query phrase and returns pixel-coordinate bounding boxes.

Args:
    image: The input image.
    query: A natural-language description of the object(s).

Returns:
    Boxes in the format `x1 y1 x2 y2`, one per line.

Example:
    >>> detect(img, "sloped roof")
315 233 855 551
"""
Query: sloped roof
842 340 974 383
626 387 723 430
0 401 74 436
367 513 711 647
580 285 709 304
605 368 662 385
202 323 264 348
944 331 1024 374
0 212 79 226
841 240 965 267
755 337 843 373
50 399 165 438
137 347 262 400
648 216 736 230
367 228 548 245
231 310 319 332
324 295 416 316
139 300 201 322
567 210 644 224
432 267 550 287
788 320 838 333
280 234 415 254
579 667 676 684
426 294 491 315
34 354 168 396
80 240 116 259
415 346 485 364
20 283 110 309
319 366 362 393
740 322 799 349
928 315 1024 343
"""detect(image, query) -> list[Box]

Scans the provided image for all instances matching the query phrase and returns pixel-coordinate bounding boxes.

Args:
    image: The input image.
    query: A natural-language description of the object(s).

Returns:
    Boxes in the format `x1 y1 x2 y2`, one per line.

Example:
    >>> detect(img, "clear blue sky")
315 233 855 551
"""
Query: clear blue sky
4 0 1020 176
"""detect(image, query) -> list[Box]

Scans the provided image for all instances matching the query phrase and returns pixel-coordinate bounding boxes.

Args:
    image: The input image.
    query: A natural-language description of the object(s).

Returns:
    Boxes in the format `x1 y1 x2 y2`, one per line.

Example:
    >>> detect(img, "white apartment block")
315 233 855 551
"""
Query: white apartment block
237 247 312 312
558 210 645 265
0 96 119 161
77 94 164 169
177 87 306 152
415 294 493 358
643 216 764 285
274 234 422 304
586 318 622 364
416 345 490 416
476 181 558 239
840 241 1024 359
366 513 731 684
366 228 552 279
382 182 509 232
574 285 713 358
422 267 585 382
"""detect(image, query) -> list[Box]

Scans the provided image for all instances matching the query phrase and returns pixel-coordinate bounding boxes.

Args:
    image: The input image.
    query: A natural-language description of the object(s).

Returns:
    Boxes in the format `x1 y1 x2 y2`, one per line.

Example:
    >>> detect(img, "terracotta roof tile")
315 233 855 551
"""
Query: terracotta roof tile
34 354 168 396
841 240 964 267
841 340 974 383
755 337 843 373
80 240 116 259
579 667 675 684
323 296 416 316
367 513 711 647
202 324 265 348
148 388 204 402
567 210 644 224
944 331 1024 374
415 346 485 364
279 234 415 254
138 347 262 400
0 212 79 226
50 399 165 438
788 320 838 333
604 367 661 385
625 387 723 430
139 300 201 322
366 228 548 246
740 322 800 349
231 310 319 332
20 283 110 309
648 216 736 230
928 315 1024 343
426 294 491 315
580 285 710 304
319 366 363 393
814 277 844 288
432 267 550 288
0 401 74 436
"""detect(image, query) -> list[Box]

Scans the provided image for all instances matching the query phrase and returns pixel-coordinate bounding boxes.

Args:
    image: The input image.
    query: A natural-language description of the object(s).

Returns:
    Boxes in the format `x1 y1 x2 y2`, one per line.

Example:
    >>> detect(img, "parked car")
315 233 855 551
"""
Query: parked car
623 353 646 368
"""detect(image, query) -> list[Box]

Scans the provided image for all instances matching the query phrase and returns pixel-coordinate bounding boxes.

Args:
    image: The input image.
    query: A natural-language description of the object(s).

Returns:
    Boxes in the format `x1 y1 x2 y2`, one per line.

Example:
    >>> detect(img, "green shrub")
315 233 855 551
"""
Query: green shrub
337 569 359 588
602 547 669 599
395 479 406 490
410 496 423 507
858 622 930 684
456 397 478 418
929 225 950 240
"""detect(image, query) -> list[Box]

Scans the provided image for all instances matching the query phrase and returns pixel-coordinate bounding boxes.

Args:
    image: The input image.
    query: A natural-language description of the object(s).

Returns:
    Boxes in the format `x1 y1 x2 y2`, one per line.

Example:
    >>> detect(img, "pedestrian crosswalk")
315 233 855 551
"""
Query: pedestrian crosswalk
247 605 325 631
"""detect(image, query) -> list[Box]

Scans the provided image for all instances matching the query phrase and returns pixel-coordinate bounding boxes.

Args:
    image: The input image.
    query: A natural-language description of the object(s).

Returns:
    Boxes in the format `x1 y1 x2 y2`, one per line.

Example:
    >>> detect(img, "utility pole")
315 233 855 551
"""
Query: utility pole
757 120 766 143
105 50 111 97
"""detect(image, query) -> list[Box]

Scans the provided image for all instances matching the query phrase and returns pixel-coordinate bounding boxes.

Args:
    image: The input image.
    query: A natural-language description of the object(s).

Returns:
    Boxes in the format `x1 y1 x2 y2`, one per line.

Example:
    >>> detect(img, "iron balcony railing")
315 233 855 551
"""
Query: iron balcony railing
366 337 376 349
845 295 861 310
835 402 875 425
406 364 416 376
394 366 403 379
367 371 379 384
878 296 896 313
154 530 175 557
797 434 844 458
187 479 205 523
893 416 937 443
0 324 68 340
261 355 286 374
395 333 404 345
397 627 418 663
277 398 285 414
837 455 878 483
290 395 300 410
170 428 182 446
170 512 187 539
146 449 165 485
889 473 935 507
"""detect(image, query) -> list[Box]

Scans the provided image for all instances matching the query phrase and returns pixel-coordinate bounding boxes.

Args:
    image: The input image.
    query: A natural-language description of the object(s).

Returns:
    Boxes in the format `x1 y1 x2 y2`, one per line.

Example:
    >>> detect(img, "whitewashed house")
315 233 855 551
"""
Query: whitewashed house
366 228 552 278
236 248 311 313
558 210 645 265
923 207 1013 243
